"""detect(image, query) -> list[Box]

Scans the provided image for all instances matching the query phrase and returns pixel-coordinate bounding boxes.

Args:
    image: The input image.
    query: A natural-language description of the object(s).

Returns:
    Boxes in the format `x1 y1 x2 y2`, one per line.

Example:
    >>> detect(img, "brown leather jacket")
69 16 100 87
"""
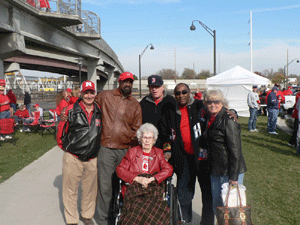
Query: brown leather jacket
95 88 142 149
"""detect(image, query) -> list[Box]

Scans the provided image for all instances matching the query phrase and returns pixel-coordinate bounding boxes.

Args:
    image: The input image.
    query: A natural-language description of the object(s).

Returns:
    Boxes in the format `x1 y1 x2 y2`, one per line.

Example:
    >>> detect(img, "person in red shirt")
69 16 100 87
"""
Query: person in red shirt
55 90 69 122
39 0 50 12
14 104 30 125
193 88 202 100
0 80 12 140
282 86 293 96
7 89 17 113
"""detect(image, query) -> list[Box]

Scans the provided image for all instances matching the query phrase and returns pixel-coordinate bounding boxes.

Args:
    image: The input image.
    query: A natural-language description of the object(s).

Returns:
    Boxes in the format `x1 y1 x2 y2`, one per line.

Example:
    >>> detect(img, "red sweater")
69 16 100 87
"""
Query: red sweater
14 109 30 118
0 94 10 112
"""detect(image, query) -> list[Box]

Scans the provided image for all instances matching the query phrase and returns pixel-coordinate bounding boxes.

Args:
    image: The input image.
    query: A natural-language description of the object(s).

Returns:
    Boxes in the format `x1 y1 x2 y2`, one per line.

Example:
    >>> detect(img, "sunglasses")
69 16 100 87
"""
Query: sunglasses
207 100 221 105
175 90 188 96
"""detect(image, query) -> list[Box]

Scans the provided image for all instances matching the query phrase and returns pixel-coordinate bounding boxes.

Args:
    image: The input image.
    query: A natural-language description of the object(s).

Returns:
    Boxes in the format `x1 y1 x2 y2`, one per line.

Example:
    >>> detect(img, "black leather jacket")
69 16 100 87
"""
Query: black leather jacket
203 107 247 181
62 100 102 161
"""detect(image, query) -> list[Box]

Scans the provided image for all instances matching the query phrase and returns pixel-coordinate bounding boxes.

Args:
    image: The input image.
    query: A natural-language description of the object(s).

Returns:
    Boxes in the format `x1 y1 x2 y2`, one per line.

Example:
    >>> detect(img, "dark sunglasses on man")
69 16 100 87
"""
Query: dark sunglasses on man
175 90 188 96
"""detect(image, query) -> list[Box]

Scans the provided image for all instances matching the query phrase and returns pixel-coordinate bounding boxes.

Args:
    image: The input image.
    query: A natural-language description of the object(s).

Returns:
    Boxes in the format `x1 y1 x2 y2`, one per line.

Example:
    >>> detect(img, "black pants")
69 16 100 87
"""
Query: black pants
175 153 214 225
289 118 298 146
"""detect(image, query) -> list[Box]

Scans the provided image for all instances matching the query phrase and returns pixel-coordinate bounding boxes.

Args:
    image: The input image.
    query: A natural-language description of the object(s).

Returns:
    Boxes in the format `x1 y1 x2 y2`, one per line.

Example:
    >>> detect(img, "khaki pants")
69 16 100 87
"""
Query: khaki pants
62 152 97 224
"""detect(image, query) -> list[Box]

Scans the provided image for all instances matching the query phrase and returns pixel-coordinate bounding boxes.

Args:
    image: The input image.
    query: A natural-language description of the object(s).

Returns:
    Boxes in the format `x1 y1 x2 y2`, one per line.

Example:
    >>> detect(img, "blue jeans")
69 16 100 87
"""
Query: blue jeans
26 104 31 115
248 108 258 130
10 103 16 113
210 173 244 215
267 108 279 132
0 110 11 119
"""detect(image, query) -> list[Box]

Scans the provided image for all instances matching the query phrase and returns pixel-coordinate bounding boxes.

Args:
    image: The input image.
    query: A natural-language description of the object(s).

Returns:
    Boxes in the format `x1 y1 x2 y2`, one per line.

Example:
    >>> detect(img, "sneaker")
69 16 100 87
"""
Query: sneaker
253 129 258 132
269 131 278 135
20 129 23 132
249 130 255 132
0 136 5 141
24 128 31 132
5 135 12 139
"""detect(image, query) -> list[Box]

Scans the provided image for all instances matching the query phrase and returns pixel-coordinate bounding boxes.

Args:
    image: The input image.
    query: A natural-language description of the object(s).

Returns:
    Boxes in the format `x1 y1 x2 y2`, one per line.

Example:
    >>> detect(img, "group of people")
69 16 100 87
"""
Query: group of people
56 72 247 225
247 83 295 135
0 79 43 137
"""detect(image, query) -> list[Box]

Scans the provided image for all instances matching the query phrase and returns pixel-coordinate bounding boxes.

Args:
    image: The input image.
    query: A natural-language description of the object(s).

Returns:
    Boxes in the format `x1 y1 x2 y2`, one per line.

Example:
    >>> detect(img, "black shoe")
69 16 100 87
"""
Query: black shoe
80 216 94 225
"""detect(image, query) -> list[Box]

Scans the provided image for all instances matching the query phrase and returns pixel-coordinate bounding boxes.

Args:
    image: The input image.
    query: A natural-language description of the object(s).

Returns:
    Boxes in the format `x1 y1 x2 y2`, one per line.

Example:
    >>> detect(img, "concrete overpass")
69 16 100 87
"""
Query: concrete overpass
0 0 124 91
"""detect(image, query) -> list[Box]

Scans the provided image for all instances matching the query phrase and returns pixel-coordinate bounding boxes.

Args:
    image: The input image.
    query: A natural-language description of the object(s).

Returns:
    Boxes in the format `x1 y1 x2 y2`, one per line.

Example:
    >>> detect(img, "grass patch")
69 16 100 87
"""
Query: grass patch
240 116 300 225
0 125 57 184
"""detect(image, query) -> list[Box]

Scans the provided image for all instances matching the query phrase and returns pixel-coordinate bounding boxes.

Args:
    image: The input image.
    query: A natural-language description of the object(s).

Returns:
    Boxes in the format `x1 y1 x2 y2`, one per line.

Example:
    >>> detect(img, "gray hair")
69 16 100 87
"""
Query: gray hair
203 89 229 108
136 123 158 143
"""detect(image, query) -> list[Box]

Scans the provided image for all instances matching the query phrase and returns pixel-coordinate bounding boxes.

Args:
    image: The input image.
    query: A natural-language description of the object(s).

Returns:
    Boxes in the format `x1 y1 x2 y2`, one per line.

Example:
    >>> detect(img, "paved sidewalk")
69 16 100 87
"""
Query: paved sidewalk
0 146 203 225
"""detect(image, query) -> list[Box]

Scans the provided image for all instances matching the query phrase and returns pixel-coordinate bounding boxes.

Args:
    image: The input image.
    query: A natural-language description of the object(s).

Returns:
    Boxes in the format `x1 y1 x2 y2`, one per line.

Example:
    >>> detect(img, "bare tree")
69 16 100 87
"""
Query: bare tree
196 69 211 79
181 68 196 79
156 69 178 79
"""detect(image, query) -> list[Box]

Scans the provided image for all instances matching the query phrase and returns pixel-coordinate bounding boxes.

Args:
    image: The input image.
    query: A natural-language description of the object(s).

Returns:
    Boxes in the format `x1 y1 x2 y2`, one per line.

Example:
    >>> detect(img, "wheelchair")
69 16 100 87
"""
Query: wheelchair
112 174 186 225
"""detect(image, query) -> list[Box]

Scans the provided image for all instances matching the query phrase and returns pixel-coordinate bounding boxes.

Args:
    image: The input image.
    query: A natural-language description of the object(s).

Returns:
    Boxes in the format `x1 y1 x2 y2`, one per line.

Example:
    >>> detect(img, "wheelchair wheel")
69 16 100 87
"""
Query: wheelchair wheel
169 184 180 225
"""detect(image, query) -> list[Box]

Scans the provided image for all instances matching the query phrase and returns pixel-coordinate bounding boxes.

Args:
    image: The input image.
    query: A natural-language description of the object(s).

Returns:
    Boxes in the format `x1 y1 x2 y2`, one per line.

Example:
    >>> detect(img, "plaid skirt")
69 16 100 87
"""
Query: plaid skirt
121 174 170 225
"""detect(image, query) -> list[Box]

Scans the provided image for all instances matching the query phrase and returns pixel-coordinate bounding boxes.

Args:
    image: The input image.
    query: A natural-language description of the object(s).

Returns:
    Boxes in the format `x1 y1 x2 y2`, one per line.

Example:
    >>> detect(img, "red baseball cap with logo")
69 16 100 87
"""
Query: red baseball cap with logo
80 80 96 92
66 88 72 93
34 103 40 107
118 72 134 82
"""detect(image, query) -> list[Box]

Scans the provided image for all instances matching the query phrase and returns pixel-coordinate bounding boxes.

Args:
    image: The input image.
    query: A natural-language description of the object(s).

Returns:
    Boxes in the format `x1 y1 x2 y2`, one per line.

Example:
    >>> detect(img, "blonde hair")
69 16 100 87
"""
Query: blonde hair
203 89 229 108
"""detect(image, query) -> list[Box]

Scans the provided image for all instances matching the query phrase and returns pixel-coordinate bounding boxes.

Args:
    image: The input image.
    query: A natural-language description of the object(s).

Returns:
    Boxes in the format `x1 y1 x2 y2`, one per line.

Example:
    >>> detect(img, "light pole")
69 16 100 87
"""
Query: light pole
139 44 154 98
76 58 83 86
190 20 216 76
285 58 299 88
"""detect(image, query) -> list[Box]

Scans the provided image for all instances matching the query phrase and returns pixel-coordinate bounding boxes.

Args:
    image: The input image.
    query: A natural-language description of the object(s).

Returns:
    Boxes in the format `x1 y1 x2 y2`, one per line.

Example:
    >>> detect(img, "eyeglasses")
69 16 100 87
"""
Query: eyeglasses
175 90 188 96
207 100 221 105
142 136 154 140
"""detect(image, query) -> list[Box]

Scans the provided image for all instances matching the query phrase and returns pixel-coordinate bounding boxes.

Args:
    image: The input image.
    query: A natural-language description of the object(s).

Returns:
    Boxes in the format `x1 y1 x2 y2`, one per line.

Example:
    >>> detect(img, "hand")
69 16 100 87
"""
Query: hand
164 153 171 161
227 110 238 122
229 180 238 186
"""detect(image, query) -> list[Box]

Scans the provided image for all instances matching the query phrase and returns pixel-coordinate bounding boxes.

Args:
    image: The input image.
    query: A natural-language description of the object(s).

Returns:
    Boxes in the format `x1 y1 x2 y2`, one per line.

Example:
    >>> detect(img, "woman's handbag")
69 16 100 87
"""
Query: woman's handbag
216 183 252 225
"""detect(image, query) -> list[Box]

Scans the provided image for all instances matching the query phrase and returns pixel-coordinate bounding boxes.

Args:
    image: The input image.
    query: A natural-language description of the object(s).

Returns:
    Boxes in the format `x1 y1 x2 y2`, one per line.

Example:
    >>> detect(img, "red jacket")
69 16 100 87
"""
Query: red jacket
56 99 69 116
39 0 50 8
7 90 17 104
0 94 10 112
116 146 173 185
292 92 300 119
282 89 293 96
14 109 30 118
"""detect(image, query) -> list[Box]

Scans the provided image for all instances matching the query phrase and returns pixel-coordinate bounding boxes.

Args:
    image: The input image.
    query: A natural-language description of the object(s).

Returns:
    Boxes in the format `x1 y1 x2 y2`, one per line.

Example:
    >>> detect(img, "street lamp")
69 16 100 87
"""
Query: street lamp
76 58 83 86
190 20 216 76
285 58 299 88
139 44 154 98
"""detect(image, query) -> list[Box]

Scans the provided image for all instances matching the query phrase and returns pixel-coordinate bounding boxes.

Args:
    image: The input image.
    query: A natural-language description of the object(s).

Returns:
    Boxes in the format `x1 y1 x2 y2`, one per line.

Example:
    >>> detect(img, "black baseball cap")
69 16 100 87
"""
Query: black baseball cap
147 75 163 87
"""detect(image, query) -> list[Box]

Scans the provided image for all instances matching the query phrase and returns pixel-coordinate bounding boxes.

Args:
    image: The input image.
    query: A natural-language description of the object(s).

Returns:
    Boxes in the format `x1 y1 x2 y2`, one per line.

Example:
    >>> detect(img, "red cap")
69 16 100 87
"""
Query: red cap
80 80 96 92
118 72 134 82
288 86 292 89
66 88 72 93
0 79 6 86
34 103 40 107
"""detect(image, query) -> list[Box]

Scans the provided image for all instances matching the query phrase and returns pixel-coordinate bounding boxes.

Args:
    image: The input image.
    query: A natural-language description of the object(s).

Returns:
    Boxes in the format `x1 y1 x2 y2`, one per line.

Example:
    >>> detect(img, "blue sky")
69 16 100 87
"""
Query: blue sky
22 0 300 78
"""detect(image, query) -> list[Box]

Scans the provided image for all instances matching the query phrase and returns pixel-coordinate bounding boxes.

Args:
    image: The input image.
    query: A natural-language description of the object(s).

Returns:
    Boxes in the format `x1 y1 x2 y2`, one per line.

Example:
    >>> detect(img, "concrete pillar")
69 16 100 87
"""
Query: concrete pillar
87 59 98 90
104 67 115 90
0 60 4 79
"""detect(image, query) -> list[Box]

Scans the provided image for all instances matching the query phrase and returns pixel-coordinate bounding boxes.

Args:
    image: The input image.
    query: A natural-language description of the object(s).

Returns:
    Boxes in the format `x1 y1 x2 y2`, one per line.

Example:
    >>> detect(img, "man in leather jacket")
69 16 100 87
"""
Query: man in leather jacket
57 80 102 225
159 83 214 225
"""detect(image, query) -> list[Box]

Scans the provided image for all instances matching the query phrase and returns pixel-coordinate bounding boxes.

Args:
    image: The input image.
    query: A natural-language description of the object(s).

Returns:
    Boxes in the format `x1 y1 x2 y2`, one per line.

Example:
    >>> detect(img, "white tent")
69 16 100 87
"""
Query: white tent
206 66 271 117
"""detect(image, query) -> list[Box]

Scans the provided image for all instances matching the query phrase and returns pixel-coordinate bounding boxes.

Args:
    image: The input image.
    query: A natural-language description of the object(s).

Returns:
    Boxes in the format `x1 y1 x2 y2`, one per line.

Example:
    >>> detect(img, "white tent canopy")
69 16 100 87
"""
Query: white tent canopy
206 66 271 117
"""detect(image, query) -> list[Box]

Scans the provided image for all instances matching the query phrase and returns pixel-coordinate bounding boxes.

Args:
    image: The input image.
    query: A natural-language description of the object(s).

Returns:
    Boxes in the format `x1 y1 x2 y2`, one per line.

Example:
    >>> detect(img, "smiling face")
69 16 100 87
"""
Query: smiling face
82 90 96 106
174 84 190 107
149 85 164 100
206 98 223 115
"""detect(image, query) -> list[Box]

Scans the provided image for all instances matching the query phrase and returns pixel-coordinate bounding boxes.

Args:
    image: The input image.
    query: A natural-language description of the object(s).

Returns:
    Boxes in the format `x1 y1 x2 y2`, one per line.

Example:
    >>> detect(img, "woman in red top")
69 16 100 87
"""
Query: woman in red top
116 123 173 225
55 90 69 122
14 105 30 124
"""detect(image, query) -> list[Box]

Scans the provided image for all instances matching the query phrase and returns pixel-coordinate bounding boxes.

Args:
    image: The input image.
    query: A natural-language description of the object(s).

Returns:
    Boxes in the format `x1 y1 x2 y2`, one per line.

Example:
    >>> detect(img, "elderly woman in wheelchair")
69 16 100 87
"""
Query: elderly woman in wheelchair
116 123 173 225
